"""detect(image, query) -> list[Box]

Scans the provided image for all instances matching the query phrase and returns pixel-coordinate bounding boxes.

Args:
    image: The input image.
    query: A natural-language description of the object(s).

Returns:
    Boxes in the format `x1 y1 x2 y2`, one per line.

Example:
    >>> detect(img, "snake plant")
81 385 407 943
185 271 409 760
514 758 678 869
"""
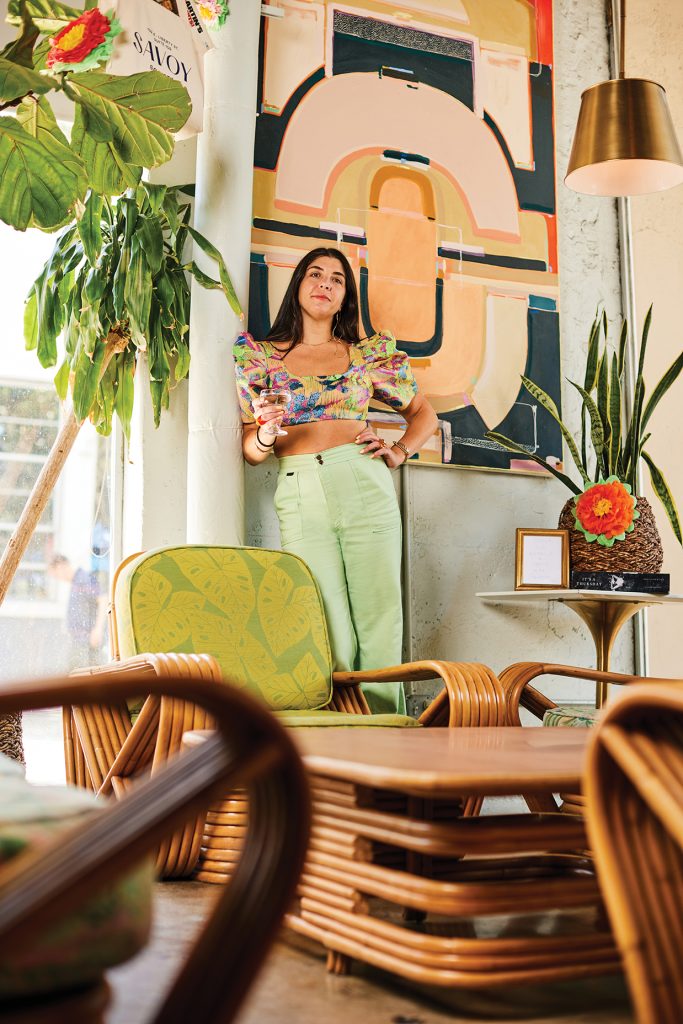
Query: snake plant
24 183 242 434
487 308 683 544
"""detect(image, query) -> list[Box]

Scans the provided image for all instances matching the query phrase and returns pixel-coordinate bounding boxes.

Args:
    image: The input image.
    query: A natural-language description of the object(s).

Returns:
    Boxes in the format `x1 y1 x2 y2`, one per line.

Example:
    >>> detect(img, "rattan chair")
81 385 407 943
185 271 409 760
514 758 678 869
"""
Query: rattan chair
64 545 508 880
584 682 683 1024
0 668 310 1023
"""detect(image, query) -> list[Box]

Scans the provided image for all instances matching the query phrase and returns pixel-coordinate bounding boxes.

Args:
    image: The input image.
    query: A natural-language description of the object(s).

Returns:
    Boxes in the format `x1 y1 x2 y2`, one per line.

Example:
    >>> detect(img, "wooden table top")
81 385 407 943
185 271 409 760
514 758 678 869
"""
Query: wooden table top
293 726 590 798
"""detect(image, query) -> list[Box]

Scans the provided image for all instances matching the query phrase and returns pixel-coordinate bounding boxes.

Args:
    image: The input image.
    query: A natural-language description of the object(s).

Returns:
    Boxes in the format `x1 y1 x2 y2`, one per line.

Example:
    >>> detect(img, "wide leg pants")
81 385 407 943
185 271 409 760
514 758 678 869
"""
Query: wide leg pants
274 443 405 715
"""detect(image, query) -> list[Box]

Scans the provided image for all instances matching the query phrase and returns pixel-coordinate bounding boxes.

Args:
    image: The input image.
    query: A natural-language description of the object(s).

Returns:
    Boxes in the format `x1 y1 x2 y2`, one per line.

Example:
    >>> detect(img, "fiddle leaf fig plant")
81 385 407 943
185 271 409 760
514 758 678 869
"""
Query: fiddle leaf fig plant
0 0 192 230
486 308 683 544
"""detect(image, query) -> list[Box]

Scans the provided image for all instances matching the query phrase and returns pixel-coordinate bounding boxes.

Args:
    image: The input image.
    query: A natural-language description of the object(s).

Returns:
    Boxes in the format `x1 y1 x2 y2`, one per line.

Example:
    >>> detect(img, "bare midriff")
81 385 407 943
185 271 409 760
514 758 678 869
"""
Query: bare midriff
271 419 364 457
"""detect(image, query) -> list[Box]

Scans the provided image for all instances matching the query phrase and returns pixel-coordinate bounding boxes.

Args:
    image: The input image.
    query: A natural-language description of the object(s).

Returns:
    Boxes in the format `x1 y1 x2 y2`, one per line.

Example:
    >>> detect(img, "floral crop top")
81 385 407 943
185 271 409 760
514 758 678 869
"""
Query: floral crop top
233 330 417 425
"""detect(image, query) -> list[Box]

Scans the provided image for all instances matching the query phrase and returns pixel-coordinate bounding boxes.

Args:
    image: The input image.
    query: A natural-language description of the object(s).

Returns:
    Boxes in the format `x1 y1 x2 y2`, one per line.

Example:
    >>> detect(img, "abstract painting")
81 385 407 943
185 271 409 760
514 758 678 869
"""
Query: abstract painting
249 0 561 472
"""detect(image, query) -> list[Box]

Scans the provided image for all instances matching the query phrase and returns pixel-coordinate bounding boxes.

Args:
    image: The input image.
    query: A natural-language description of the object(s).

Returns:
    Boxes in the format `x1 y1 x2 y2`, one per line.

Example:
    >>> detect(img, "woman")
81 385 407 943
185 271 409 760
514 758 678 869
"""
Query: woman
233 247 437 714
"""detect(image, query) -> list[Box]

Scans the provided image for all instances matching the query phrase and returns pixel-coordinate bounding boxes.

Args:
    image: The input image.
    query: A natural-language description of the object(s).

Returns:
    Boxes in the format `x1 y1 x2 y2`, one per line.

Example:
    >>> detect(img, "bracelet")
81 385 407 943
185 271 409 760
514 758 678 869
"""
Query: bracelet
392 440 411 463
256 426 276 451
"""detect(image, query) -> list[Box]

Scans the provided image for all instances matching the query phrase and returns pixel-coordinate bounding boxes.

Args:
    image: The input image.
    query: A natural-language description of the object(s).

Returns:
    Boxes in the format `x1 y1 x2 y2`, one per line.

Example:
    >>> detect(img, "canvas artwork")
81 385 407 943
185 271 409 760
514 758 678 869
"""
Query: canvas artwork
249 0 561 471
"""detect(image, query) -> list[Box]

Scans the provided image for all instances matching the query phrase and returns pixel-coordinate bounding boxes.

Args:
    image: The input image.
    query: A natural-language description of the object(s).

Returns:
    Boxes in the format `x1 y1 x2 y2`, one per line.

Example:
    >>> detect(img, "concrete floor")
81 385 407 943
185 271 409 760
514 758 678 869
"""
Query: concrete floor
107 882 634 1024
22 711 635 1023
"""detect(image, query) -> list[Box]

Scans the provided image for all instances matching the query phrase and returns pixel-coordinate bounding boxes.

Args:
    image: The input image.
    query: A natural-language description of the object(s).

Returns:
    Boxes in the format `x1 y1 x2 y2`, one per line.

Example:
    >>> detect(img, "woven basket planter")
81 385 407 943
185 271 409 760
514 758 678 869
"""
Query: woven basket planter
0 712 24 765
558 495 664 574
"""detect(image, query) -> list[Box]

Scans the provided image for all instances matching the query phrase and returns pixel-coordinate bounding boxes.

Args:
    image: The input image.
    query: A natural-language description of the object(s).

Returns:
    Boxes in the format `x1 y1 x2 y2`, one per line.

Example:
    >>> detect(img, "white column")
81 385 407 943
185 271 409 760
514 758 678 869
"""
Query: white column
187 1 262 545
120 361 189 555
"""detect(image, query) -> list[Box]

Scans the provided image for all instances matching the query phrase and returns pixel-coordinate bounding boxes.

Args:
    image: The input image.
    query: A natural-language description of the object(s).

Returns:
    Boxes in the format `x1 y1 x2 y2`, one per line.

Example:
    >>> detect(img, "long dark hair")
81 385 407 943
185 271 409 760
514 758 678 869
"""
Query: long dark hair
265 247 361 351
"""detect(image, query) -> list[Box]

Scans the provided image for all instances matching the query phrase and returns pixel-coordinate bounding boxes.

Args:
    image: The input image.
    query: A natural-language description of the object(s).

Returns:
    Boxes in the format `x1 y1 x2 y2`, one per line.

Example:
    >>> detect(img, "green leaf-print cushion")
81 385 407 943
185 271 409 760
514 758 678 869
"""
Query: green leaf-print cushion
116 546 333 711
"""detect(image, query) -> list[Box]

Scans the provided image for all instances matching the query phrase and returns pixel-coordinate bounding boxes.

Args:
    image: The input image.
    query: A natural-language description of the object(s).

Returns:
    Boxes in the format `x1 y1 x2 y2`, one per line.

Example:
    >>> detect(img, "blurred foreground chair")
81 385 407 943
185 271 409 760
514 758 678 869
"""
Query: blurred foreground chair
585 682 683 1024
1 669 309 1023
64 545 507 880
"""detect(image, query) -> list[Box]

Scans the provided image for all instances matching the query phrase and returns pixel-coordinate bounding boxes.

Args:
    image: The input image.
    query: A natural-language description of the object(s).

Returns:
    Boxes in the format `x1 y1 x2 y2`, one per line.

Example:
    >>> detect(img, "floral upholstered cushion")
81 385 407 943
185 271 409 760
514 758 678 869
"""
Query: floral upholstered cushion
0 771 153 997
116 546 333 711
543 704 600 728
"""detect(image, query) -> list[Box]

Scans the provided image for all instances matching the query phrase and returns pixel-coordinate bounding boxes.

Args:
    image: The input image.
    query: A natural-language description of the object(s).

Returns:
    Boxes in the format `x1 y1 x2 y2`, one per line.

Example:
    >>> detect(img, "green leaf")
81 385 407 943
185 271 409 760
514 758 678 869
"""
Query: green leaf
77 190 103 267
7 0 83 34
187 226 243 317
0 115 82 229
174 342 190 383
154 271 176 329
83 265 106 303
15 94 87 212
124 245 152 341
0 55 52 104
70 103 142 195
96 357 116 436
484 431 582 494
642 450 683 545
521 376 590 486
624 308 653 489
188 261 222 291
135 215 164 274
596 352 610 478
0 3 39 68
114 347 135 442
641 349 683 434
68 70 191 170
617 319 628 378
608 353 622 476
141 181 166 215
568 379 605 466
72 336 106 422
23 286 38 351
583 312 602 393
53 358 69 401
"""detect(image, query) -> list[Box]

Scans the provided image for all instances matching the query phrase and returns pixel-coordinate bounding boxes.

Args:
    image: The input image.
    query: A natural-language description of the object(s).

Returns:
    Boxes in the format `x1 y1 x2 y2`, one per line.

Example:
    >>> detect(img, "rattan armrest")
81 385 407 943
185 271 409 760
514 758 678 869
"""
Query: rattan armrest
334 661 507 727
498 661 660 725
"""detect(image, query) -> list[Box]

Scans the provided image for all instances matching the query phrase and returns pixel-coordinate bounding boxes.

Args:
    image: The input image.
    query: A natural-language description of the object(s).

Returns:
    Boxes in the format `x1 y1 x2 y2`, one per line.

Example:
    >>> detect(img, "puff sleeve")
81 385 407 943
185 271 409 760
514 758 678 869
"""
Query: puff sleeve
233 332 267 423
359 330 418 411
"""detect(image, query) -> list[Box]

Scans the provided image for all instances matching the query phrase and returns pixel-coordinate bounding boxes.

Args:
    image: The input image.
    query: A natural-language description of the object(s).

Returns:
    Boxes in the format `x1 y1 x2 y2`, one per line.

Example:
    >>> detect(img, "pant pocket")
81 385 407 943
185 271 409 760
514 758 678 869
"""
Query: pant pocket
274 472 304 544
350 460 402 534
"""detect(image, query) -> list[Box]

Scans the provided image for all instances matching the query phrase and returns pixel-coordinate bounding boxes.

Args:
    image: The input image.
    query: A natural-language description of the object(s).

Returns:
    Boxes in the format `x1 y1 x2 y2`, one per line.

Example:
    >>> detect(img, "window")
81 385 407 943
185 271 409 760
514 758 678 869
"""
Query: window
0 382 60 601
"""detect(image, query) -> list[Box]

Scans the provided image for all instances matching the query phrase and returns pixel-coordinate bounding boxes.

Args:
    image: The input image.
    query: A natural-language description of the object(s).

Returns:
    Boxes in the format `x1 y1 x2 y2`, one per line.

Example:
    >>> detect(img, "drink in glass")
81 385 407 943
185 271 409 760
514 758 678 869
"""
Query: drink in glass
256 388 292 437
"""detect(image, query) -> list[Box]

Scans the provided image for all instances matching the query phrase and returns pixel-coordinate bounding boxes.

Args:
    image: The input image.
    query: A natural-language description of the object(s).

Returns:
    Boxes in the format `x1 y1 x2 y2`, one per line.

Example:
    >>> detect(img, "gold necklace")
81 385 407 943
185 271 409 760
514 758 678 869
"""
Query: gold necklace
302 336 345 356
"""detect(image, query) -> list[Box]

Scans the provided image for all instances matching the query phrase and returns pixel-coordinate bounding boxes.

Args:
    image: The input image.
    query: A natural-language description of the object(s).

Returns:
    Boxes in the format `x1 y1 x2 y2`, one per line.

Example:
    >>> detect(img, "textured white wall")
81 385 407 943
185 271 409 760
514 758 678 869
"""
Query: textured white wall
245 0 629 708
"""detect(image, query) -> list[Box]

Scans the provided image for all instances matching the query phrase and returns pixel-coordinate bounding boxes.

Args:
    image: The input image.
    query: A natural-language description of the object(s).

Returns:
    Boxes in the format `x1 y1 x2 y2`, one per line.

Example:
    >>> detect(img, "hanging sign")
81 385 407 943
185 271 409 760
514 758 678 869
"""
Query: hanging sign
107 0 207 137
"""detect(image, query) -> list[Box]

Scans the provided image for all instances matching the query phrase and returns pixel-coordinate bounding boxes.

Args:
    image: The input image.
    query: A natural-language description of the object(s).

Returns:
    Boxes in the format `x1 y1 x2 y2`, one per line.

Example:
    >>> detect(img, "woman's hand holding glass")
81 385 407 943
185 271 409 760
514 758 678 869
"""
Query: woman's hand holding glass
253 388 292 437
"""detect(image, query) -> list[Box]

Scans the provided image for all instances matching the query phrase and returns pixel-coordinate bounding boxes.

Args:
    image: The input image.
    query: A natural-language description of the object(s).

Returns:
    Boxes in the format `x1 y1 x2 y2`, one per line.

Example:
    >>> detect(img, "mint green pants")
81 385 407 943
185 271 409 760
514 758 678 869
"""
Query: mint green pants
275 443 405 715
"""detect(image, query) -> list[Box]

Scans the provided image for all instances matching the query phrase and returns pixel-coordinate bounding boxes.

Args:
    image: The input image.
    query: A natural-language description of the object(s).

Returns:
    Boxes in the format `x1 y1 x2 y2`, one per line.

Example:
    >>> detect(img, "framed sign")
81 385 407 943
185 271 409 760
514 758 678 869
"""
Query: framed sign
108 0 207 137
515 529 570 590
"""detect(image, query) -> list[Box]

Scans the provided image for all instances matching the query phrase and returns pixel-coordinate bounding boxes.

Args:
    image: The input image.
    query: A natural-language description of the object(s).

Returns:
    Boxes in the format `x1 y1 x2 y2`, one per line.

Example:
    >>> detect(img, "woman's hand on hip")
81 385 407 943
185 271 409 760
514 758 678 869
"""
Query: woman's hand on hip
354 427 404 469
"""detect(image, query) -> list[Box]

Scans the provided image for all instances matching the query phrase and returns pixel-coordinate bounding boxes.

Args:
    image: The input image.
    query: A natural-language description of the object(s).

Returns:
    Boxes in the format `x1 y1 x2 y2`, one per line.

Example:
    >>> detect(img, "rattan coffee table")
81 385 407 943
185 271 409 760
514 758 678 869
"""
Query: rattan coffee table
286 726 620 987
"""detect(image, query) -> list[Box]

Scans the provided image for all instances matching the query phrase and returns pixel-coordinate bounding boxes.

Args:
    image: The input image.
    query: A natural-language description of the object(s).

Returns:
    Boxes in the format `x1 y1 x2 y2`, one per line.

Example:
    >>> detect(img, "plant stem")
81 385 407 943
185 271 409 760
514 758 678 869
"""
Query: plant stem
0 332 127 608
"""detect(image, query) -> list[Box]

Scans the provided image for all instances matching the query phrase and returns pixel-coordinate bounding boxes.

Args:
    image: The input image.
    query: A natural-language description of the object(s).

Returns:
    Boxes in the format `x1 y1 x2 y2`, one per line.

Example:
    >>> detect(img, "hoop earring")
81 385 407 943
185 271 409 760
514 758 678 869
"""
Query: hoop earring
332 311 343 356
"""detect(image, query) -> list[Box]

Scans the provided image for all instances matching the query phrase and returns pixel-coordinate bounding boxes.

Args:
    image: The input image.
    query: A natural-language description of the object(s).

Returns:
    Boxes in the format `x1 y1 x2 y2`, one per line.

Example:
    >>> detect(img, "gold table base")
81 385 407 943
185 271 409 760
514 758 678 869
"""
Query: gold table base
560 599 650 708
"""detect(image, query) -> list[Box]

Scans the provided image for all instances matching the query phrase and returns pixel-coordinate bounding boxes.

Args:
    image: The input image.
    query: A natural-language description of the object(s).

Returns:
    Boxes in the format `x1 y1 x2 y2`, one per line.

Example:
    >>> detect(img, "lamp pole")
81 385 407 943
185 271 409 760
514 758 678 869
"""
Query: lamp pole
610 0 649 675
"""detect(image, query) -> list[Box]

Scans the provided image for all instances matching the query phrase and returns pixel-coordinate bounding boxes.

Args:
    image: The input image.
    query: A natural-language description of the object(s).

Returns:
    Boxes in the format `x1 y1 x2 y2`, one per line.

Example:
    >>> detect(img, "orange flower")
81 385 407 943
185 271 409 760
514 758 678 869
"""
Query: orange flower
574 478 638 545
46 9 119 72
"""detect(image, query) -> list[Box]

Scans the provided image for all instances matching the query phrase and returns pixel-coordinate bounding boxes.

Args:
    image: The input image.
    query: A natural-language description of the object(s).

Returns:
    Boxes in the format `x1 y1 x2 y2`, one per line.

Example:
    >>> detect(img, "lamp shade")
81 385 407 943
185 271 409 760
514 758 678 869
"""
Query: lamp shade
565 78 683 196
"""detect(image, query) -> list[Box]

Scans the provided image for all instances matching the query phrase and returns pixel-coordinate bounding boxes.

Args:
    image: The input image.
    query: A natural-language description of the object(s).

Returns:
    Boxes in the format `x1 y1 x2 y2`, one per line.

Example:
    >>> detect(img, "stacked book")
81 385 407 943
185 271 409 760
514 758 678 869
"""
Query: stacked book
570 571 670 594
